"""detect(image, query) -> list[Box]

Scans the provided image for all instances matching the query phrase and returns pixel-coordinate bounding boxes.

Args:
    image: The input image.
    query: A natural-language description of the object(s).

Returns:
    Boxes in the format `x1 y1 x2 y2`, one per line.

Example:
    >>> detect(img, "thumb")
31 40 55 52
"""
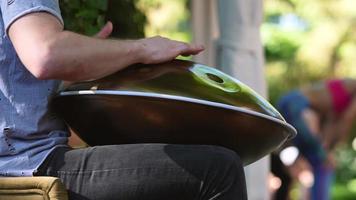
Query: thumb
95 21 113 39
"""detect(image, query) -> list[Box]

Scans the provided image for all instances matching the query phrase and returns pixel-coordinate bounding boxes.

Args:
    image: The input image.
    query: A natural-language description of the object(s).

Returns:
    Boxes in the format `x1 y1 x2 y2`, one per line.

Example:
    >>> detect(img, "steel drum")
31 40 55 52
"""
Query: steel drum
51 59 296 165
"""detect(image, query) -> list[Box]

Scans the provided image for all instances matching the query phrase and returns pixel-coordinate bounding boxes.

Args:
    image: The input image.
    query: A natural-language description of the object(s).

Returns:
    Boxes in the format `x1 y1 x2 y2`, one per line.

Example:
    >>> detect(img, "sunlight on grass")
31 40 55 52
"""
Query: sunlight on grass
347 179 356 193
332 182 356 200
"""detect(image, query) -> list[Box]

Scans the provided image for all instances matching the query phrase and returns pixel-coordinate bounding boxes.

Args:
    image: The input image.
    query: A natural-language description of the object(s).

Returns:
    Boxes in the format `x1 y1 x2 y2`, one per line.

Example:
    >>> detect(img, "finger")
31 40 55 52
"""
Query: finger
180 44 205 56
95 21 113 39
181 50 201 57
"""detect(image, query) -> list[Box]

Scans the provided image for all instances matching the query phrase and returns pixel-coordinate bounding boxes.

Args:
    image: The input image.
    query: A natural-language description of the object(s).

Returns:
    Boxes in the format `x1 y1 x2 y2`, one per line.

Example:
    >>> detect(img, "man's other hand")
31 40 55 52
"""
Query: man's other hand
137 36 204 64
95 21 113 39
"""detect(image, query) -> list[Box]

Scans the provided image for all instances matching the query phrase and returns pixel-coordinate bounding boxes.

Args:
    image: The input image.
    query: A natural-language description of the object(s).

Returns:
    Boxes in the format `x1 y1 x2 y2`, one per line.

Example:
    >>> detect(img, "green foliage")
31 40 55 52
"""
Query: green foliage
106 0 146 38
332 182 356 200
59 0 146 38
335 145 356 183
264 0 356 104
59 0 108 35
59 0 190 41
263 25 302 61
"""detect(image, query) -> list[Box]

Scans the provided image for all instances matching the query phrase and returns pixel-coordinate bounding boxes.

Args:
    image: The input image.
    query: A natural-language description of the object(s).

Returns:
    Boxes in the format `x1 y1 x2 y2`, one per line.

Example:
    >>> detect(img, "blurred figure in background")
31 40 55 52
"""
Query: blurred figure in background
272 78 356 200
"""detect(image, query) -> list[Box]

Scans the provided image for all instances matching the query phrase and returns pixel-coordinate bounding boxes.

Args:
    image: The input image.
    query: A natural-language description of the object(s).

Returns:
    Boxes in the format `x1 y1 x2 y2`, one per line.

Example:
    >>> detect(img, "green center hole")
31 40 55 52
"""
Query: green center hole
206 73 224 84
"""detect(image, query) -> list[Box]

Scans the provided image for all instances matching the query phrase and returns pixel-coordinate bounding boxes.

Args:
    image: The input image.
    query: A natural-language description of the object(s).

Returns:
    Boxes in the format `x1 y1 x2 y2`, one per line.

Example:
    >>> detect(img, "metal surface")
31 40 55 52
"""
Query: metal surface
52 60 296 165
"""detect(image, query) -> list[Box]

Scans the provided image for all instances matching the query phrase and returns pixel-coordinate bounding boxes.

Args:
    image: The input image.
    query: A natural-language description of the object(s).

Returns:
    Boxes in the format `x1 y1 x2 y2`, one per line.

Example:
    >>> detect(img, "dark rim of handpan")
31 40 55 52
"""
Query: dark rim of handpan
57 90 297 139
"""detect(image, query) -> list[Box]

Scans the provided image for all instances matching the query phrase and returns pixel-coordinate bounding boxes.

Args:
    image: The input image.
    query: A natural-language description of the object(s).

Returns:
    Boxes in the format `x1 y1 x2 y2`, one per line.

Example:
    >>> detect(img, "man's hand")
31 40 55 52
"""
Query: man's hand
94 22 204 65
137 36 204 64
95 21 113 39
93 23 204 65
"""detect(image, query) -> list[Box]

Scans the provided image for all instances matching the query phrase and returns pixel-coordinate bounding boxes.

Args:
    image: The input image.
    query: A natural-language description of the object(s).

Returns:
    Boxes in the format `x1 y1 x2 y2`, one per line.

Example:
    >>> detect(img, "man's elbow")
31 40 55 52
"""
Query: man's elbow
30 64 52 81
27 44 59 80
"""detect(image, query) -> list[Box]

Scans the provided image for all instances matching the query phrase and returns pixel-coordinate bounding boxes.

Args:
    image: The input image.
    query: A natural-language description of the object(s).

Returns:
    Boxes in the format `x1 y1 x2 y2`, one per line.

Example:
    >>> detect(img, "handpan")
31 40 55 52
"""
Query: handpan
51 59 296 165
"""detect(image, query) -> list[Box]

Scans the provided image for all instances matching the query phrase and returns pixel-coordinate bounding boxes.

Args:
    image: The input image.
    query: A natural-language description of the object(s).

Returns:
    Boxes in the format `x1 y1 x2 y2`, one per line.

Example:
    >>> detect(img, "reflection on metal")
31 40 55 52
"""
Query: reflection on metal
52 60 296 165
191 64 241 93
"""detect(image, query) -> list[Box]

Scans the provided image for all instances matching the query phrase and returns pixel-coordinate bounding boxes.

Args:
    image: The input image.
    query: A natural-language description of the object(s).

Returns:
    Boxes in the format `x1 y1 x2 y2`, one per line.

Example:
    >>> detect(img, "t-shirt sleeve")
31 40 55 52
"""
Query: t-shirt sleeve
1 0 63 33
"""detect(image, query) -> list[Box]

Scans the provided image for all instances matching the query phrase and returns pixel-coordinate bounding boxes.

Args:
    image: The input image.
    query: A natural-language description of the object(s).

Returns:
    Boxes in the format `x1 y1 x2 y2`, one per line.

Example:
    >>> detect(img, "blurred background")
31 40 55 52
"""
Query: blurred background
59 0 356 199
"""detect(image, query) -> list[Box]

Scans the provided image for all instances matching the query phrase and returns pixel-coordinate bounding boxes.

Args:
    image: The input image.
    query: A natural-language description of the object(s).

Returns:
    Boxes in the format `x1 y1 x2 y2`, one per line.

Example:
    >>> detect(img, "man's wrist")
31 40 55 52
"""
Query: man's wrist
131 39 147 64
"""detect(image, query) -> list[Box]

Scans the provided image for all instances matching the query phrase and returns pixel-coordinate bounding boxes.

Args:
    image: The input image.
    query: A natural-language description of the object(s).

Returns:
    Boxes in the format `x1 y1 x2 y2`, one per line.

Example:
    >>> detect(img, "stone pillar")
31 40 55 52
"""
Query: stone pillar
192 1 269 199
191 0 218 66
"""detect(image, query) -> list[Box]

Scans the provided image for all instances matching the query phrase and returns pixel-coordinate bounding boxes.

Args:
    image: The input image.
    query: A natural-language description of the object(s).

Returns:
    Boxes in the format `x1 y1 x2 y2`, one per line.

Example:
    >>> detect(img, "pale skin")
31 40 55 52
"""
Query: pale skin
8 12 204 82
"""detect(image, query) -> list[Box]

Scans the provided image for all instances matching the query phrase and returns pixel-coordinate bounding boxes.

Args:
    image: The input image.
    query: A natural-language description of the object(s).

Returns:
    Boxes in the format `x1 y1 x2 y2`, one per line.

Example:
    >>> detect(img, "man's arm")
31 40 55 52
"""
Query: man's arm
301 108 321 137
8 12 204 81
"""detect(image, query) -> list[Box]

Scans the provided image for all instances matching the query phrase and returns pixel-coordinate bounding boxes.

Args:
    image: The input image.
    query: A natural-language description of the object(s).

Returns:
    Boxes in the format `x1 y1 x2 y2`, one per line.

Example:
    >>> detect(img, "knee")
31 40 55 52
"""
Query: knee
198 146 247 199
208 146 245 178
164 144 245 181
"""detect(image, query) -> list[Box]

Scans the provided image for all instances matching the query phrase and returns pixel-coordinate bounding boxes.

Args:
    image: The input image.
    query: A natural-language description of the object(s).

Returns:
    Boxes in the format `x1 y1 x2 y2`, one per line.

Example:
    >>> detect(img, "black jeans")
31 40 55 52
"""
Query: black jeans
35 144 247 200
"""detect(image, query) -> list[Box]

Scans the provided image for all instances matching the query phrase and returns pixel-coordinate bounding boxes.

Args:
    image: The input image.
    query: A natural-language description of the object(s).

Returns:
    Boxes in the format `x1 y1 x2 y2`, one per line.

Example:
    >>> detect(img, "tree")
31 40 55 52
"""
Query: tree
59 0 146 38
264 0 356 104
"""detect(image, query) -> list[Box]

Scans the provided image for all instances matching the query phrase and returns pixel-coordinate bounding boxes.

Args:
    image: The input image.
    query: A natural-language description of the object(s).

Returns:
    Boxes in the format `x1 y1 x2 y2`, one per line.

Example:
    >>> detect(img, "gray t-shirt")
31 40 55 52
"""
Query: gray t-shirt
0 0 69 176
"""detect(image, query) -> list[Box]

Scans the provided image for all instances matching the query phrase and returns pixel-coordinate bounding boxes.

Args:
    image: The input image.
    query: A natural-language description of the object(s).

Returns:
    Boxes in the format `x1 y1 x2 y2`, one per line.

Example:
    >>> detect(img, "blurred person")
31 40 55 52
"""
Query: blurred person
271 152 313 200
0 0 248 199
274 78 356 200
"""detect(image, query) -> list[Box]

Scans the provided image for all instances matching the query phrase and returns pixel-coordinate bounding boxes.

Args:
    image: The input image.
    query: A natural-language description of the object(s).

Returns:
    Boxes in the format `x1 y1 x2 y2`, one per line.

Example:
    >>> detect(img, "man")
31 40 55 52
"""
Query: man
0 0 247 199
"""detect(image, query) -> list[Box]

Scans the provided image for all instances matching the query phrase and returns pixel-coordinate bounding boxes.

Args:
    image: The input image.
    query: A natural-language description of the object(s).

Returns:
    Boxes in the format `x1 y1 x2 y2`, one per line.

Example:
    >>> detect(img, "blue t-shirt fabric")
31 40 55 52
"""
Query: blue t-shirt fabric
0 0 69 176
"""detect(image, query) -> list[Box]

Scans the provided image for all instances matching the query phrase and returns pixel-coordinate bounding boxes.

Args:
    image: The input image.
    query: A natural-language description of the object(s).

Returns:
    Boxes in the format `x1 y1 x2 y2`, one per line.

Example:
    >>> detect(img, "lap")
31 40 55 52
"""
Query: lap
36 144 246 200
39 144 239 172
